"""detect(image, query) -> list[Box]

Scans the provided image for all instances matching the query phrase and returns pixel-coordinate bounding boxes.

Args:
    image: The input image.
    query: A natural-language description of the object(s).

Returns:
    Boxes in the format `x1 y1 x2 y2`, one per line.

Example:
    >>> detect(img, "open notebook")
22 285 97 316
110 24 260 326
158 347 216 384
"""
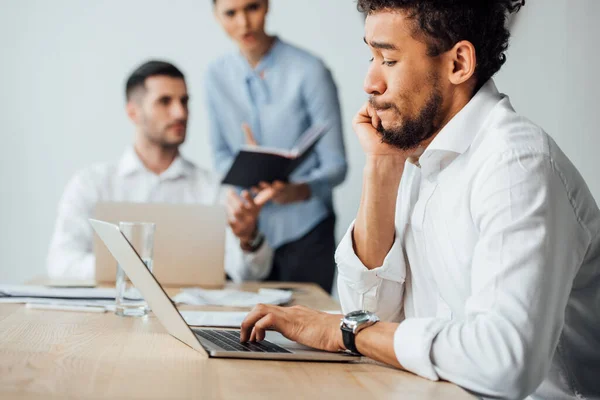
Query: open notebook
221 125 328 188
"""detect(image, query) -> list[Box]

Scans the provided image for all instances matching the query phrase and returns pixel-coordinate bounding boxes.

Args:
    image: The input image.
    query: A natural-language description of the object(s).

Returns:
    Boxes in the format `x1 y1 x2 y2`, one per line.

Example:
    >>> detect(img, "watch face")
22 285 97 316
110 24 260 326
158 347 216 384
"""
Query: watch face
345 310 373 325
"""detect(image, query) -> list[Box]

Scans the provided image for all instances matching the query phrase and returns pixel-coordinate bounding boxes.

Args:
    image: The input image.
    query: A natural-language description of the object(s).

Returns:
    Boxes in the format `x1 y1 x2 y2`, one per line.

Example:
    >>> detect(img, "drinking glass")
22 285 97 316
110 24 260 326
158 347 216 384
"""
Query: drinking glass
115 221 155 317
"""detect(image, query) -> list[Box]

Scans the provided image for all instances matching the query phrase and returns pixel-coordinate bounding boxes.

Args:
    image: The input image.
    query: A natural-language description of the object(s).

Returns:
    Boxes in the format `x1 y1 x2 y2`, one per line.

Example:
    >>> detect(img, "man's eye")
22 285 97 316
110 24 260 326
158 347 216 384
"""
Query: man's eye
225 10 235 17
369 57 374 63
247 3 260 11
383 60 397 67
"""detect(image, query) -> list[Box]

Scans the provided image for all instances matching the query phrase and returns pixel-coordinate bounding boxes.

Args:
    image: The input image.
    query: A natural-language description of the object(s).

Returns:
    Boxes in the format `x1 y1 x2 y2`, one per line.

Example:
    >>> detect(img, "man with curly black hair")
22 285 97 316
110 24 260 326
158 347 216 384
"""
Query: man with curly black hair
240 2 600 398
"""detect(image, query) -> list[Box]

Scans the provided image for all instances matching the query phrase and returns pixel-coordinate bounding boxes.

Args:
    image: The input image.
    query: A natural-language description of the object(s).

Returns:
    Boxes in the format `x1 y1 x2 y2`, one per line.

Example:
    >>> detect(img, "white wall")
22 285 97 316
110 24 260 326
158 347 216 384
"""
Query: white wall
495 0 600 202
0 0 598 284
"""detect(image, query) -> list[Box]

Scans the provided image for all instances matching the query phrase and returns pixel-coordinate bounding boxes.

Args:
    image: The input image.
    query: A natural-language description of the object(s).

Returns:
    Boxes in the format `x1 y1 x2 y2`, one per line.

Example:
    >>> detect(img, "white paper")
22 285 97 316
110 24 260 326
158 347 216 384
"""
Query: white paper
180 311 248 327
172 288 292 307
0 284 116 299
0 296 115 308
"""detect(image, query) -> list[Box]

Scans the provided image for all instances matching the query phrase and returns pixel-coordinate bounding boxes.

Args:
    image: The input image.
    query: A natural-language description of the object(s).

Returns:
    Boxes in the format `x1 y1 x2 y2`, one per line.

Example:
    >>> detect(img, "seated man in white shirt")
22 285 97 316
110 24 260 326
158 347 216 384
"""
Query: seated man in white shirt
238 1 600 399
47 60 274 282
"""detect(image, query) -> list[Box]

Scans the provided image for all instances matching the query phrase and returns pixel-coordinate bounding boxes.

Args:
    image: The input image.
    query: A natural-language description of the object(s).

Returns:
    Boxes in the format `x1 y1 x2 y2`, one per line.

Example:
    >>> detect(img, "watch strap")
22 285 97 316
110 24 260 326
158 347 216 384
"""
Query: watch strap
246 231 265 252
341 325 361 356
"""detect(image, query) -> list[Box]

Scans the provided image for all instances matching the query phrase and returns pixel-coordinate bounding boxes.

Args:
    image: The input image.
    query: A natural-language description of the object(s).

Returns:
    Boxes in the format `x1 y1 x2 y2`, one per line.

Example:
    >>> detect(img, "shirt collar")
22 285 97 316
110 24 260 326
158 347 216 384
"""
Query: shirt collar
116 146 194 180
418 79 504 176
116 147 144 177
236 36 282 81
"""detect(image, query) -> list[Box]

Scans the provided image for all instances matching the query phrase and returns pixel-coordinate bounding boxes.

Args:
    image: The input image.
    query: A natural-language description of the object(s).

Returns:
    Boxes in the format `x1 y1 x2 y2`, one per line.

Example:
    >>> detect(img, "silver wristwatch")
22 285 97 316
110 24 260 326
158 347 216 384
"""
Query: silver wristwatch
340 310 380 355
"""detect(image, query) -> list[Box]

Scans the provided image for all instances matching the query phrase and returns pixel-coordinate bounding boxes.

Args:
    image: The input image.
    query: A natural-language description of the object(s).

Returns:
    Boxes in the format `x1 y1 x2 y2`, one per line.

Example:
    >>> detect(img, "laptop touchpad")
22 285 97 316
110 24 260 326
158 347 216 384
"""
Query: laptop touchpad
264 331 322 352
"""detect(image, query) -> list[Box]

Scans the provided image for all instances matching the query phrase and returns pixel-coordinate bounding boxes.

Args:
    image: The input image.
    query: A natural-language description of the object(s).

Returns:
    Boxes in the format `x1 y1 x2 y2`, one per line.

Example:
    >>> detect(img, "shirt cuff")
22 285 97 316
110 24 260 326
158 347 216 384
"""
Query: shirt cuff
394 318 447 381
335 220 406 294
240 239 273 280
305 179 329 201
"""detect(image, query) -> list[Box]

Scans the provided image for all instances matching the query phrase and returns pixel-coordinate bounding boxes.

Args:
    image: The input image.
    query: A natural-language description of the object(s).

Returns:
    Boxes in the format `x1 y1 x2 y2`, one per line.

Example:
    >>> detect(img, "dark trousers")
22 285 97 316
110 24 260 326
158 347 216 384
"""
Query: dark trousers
266 214 336 293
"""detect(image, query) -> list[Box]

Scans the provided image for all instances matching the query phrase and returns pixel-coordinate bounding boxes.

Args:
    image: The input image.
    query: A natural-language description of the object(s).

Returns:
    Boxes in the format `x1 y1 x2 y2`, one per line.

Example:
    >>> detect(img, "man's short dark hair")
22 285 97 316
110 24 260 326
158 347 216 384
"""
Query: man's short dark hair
357 0 525 89
125 60 185 101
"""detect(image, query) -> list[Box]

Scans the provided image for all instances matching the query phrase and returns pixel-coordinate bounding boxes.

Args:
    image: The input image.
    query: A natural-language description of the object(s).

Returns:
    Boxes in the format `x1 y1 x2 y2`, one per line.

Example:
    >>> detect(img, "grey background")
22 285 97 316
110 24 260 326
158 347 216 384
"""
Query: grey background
0 0 598 283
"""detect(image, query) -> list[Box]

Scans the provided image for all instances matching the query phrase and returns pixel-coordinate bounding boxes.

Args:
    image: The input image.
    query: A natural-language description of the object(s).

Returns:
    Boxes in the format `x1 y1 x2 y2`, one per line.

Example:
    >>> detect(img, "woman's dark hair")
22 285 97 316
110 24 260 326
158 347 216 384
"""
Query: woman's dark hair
357 0 525 88
125 60 185 101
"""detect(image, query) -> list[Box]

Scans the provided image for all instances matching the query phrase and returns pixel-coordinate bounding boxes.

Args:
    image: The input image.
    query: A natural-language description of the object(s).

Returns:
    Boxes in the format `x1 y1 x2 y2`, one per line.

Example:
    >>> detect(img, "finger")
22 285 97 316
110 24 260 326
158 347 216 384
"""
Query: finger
225 194 243 219
353 102 372 125
252 325 264 342
225 202 239 222
254 187 277 206
367 103 381 129
253 313 277 342
240 304 272 342
242 123 258 146
271 181 286 191
241 191 258 212
226 197 245 220
258 181 271 190
240 190 250 204
227 189 243 209
227 193 244 217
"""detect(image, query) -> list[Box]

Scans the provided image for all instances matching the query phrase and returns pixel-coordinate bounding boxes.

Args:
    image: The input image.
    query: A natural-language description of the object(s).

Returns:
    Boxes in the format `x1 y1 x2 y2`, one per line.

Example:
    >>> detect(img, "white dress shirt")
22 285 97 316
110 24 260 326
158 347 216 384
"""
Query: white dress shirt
336 80 600 400
47 147 273 282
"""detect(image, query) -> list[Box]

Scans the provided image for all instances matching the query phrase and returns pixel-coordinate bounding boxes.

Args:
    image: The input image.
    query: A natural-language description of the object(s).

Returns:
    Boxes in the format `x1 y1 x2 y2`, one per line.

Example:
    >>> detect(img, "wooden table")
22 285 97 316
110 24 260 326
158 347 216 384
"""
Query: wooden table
0 282 473 399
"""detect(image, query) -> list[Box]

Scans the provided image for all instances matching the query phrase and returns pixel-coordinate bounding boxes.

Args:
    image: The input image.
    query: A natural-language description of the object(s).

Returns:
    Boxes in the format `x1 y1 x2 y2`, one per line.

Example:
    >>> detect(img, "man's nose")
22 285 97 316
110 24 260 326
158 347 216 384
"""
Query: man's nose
363 63 386 96
236 12 249 30
172 102 187 119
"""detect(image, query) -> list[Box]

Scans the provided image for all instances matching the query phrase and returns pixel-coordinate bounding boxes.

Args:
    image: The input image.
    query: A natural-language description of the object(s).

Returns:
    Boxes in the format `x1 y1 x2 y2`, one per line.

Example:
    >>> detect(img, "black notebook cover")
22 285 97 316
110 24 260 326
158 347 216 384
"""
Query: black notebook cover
221 125 328 188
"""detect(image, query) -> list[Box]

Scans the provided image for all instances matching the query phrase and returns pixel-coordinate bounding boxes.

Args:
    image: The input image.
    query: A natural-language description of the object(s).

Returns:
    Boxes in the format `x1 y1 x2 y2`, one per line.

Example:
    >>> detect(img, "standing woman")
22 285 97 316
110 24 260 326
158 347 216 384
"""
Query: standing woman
205 0 347 292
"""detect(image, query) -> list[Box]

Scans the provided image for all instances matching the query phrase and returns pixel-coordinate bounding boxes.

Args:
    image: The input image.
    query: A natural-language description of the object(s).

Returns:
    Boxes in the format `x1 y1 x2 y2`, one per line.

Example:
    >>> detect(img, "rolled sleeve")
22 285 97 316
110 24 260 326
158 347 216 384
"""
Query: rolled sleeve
224 227 273 282
394 318 446 381
335 220 406 320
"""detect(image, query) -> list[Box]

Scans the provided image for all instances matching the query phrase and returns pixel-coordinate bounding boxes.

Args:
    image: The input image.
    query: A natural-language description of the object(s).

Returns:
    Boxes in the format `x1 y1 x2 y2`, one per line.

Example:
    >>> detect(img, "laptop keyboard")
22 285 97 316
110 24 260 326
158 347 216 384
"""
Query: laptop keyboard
194 329 292 354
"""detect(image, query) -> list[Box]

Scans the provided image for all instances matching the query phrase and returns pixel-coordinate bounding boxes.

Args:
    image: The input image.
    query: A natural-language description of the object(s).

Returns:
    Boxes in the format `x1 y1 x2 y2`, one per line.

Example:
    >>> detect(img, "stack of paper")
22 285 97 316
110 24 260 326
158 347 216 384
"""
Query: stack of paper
0 285 117 303
0 285 127 309
172 288 293 307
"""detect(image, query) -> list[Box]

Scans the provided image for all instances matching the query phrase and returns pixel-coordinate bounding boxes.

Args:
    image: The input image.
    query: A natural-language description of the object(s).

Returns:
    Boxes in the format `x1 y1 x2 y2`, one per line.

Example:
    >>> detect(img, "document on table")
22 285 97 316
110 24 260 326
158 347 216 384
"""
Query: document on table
0 297 116 307
172 288 293 307
0 285 117 301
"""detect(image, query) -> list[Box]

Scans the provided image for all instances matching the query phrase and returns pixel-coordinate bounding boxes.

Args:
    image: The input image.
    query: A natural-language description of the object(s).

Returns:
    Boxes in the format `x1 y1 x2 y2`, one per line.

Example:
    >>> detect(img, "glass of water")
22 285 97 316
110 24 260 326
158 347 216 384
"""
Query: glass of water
115 221 155 317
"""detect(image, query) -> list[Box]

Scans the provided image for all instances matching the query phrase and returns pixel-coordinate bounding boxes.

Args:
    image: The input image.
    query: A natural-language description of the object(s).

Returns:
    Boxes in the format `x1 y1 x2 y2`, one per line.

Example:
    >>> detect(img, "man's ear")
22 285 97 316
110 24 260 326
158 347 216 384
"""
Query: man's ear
445 40 477 86
126 101 139 124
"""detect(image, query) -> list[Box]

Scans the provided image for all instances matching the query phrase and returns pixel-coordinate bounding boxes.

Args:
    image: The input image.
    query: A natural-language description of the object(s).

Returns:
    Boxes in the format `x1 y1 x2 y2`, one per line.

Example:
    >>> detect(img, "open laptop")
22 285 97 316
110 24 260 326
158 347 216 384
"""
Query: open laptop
94 203 225 287
89 218 358 362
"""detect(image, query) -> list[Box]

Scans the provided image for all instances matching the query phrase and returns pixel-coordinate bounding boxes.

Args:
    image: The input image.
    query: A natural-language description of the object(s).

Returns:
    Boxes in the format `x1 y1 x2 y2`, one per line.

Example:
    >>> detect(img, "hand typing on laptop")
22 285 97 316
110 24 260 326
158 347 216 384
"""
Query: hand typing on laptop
240 304 344 352
240 304 402 367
